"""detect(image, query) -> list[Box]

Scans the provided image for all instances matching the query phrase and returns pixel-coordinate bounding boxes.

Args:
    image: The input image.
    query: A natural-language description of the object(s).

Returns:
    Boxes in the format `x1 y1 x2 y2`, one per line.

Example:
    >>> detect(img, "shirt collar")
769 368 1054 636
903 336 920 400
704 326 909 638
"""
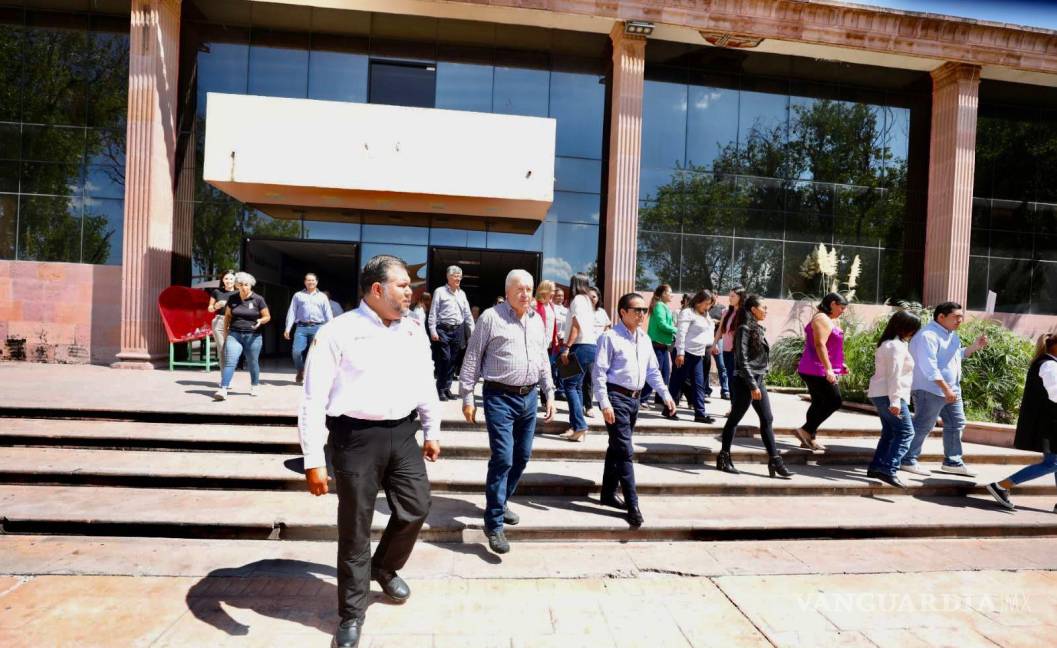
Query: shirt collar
356 300 400 329
615 320 640 340
926 320 953 338
500 301 534 321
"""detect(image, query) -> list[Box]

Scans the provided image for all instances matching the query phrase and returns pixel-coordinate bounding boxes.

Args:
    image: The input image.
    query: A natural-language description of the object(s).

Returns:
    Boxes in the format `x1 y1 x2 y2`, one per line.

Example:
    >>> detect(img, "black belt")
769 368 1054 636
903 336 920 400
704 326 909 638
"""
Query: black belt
607 383 641 399
328 411 416 430
483 381 538 396
297 321 322 326
438 322 462 330
652 341 670 351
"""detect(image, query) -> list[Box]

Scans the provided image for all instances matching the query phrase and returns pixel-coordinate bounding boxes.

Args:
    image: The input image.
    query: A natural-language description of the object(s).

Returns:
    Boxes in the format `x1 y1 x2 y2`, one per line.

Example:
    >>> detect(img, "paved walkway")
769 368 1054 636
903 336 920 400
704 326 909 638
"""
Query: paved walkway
0 362 881 432
1 536 1055 648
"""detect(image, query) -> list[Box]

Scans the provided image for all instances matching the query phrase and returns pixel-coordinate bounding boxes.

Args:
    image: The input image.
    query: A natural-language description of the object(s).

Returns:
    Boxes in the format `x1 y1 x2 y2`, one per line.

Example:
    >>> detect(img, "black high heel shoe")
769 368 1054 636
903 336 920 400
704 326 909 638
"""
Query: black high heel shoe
768 456 793 479
716 451 740 474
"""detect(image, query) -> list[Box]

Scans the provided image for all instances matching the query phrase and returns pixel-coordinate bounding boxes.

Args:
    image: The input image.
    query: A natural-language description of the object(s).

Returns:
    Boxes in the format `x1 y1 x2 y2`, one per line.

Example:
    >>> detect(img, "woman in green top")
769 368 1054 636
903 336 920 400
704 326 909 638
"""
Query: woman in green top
639 283 678 419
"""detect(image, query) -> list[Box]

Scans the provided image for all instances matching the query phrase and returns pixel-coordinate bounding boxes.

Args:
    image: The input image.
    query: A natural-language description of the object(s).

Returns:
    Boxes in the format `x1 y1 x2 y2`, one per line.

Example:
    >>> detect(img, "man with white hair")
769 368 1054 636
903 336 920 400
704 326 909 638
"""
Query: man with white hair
428 265 474 400
459 269 555 554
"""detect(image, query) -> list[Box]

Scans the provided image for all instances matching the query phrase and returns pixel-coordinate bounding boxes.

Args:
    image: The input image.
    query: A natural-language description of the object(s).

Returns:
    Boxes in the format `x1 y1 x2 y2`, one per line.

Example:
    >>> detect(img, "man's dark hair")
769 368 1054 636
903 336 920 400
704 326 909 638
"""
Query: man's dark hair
617 292 643 314
933 301 962 321
359 255 407 295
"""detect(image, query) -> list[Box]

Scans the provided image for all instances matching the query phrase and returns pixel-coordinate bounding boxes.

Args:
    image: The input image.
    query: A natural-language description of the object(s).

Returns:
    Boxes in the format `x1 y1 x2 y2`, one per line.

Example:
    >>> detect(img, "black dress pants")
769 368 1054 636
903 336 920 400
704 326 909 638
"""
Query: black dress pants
435 324 464 394
799 373 843 437
601 391 640 508
720 375 778 458
327 415 431 624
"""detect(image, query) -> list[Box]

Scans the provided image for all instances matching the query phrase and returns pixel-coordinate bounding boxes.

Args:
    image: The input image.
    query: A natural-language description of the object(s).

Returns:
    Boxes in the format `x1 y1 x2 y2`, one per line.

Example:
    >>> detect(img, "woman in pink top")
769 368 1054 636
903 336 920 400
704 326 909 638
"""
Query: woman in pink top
795 292 849 451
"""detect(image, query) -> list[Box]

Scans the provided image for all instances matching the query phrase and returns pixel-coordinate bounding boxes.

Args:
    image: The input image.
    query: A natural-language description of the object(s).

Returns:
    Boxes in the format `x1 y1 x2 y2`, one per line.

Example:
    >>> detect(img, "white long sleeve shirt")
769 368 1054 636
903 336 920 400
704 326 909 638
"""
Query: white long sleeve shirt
1041 355 1057 403
675 308 715 357
868 339 915 405
297 302 440 470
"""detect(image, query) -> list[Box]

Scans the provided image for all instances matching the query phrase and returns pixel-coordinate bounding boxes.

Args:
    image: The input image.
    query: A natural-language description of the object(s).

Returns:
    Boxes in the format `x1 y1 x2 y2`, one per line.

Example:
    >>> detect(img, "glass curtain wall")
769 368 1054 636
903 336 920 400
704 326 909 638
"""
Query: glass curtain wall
636 49 927 304
0 6 129 266
181 5 606 289
970 81 1057 314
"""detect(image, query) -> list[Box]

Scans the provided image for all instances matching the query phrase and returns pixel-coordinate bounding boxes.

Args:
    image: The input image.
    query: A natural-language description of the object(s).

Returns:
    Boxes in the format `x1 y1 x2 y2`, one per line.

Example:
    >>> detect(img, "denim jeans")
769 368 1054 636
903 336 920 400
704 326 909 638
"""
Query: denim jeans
561 344 597 432
722 350 737 398
640 344 671 405
549 349 565 397
221 330 262 388
1008 452 1057 486
714 349 729 396
669 352 709 418
482 387 539 531
904 389 966 466
869 396 914 476
291 323 320 373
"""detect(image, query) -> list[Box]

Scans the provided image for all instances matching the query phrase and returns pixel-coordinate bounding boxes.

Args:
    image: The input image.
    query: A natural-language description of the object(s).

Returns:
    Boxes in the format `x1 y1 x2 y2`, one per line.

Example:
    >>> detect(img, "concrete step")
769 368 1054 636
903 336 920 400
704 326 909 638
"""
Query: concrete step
0 419 1028 465
6 534 1057 578
0 446 1049 497
1 485 1054 543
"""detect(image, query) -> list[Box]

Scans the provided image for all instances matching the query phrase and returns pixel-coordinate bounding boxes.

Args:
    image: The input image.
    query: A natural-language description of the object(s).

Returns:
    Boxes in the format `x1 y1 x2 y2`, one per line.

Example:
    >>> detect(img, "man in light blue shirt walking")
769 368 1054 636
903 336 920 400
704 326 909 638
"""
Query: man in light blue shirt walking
285 273 334 385
903 301 988 477
593 292 676 529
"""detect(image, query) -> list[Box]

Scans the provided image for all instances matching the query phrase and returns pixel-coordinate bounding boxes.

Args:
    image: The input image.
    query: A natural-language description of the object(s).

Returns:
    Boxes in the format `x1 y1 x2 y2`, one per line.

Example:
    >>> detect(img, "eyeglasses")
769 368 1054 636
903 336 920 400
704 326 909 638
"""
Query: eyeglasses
626 307 649 314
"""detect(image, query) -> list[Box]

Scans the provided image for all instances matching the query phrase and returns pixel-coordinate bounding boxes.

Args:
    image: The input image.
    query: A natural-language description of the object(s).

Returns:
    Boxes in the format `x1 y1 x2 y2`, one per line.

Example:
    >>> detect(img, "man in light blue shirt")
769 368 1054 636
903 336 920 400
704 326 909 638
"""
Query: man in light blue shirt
903 301 988 476
593 292 676 529
428 265 475 400
284 273 334 385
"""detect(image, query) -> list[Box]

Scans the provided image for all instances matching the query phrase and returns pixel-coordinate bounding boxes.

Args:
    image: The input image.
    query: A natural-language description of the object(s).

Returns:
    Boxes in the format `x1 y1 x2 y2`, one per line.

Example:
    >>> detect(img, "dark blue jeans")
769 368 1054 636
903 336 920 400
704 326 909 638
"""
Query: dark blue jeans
602 391 641 508
221 330 262 388
483 387 539 532
640 344 671 405
561 344 597 432
549 349 565 397
291 323 320 373
869 396 914 476
669 351 709 418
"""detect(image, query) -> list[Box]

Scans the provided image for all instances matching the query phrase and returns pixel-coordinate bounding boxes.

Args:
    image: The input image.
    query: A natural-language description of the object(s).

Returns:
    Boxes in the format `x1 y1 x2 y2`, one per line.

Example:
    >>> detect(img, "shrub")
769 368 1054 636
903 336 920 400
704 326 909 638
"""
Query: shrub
765 303 1033 424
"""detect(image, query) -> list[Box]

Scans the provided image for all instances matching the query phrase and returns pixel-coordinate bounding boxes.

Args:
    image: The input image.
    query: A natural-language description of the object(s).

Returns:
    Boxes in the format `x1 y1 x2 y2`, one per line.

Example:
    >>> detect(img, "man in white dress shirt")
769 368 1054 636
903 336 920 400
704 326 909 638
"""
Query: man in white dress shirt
428 265 475 401
299 255 441 648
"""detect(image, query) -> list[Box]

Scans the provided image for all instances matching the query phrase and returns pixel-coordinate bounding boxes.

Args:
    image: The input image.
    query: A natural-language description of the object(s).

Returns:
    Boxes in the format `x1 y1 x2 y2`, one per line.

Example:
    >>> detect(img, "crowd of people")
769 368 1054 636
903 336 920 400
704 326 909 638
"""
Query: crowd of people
272 253 1057 648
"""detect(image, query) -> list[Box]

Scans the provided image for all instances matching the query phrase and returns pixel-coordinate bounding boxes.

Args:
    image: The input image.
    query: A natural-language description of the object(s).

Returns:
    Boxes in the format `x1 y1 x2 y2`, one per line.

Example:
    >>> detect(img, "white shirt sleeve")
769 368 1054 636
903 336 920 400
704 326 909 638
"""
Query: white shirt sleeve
285 293 298 333
1040 359 1057 404
675 309 691 356
414 327 441 441
460 291 475 333
883 342 903 407
297 325 339 470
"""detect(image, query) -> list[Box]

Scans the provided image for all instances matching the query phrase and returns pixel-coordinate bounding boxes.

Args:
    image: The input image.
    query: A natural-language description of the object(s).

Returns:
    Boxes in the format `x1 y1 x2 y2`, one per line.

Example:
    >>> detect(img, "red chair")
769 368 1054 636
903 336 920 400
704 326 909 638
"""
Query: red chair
158 286 216 371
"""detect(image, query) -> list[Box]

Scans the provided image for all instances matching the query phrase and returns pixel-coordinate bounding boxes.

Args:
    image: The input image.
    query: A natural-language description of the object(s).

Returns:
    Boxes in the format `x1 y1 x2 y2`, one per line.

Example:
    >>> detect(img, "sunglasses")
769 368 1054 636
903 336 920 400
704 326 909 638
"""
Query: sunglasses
626 307 649 314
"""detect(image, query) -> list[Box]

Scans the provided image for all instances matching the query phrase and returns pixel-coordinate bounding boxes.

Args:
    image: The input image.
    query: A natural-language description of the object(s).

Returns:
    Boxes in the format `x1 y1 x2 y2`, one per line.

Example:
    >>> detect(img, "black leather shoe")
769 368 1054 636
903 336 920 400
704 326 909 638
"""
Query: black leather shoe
444 389 456 400
487 528 510 554
626 505 644 528
332 619 362 648
371 568 410 603
867 469 907 489
694 415 716 424
503 505 519 526
438 392 448 401
660 410 679 421
768 456 793 479
599 493 627 510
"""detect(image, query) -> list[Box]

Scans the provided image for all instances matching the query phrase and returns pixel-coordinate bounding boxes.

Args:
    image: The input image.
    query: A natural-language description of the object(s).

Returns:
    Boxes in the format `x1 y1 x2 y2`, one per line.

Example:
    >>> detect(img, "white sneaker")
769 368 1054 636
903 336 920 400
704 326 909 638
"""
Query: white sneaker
213 388 228 401
249 385 258 397
940 463 976 477
899 463 930 476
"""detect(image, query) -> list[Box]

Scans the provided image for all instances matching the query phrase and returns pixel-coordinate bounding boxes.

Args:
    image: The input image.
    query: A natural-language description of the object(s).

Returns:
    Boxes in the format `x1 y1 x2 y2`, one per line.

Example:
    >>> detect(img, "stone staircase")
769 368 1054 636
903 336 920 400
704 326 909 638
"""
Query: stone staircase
1 406 1055 544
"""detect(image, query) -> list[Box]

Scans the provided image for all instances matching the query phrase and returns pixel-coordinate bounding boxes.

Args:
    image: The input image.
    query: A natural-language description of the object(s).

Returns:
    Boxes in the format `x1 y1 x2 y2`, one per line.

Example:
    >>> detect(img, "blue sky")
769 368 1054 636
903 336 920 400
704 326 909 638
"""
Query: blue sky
845 1 1057 31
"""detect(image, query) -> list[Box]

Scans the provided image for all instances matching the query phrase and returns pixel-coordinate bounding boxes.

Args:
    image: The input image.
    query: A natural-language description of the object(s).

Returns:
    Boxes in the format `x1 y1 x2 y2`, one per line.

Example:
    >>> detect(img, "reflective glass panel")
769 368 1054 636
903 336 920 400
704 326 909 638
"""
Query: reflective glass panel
369 61 435 109
362 223 430 245
554 157 601 194
549 70 604 159
492 66 548 117
686 83 739 171
360 242 428 289
543 222 598 284
1031 261 1057 314
86 18 129 128
681 234 733 293
0 193 14 259
732 238 783 298
308 35 368 103
81 197 121 265
249 30 309 98
303 218 361 241
22 13 88 125
435 61 493 112
18 194 81 262
641 80 687 172
550 191 599 225
0 16 20 122
196 32 249 116
636 230 681 289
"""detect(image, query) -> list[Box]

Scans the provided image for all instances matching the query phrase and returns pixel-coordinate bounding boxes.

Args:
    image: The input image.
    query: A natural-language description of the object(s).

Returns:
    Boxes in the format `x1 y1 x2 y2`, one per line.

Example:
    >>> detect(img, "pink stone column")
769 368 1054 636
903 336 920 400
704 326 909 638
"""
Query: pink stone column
602 24 647 317
923 62 980 308
113 0 182 368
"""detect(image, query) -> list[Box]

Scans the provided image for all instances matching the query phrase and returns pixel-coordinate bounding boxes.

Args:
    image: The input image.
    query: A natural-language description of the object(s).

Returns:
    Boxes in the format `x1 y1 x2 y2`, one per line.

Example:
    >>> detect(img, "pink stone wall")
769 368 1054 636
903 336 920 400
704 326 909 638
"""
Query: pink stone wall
0 260 122 365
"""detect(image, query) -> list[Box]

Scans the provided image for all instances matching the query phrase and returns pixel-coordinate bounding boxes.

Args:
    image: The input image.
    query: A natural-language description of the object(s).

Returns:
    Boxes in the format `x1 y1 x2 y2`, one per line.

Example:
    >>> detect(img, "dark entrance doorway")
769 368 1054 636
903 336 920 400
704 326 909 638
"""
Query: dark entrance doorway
243 238 360 356
427 247 543 313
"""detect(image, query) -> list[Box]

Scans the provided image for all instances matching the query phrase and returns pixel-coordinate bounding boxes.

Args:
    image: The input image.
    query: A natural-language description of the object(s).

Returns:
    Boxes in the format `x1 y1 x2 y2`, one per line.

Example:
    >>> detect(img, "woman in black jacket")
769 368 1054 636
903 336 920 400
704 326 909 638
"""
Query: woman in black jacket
984 333 1057 511
716 294 793 479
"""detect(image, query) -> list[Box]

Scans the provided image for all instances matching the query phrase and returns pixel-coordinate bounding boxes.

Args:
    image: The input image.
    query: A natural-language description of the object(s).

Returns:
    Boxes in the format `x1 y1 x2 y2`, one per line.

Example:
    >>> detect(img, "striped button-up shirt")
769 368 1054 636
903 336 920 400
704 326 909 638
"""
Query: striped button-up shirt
459 302 555 406
427 284 474 338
